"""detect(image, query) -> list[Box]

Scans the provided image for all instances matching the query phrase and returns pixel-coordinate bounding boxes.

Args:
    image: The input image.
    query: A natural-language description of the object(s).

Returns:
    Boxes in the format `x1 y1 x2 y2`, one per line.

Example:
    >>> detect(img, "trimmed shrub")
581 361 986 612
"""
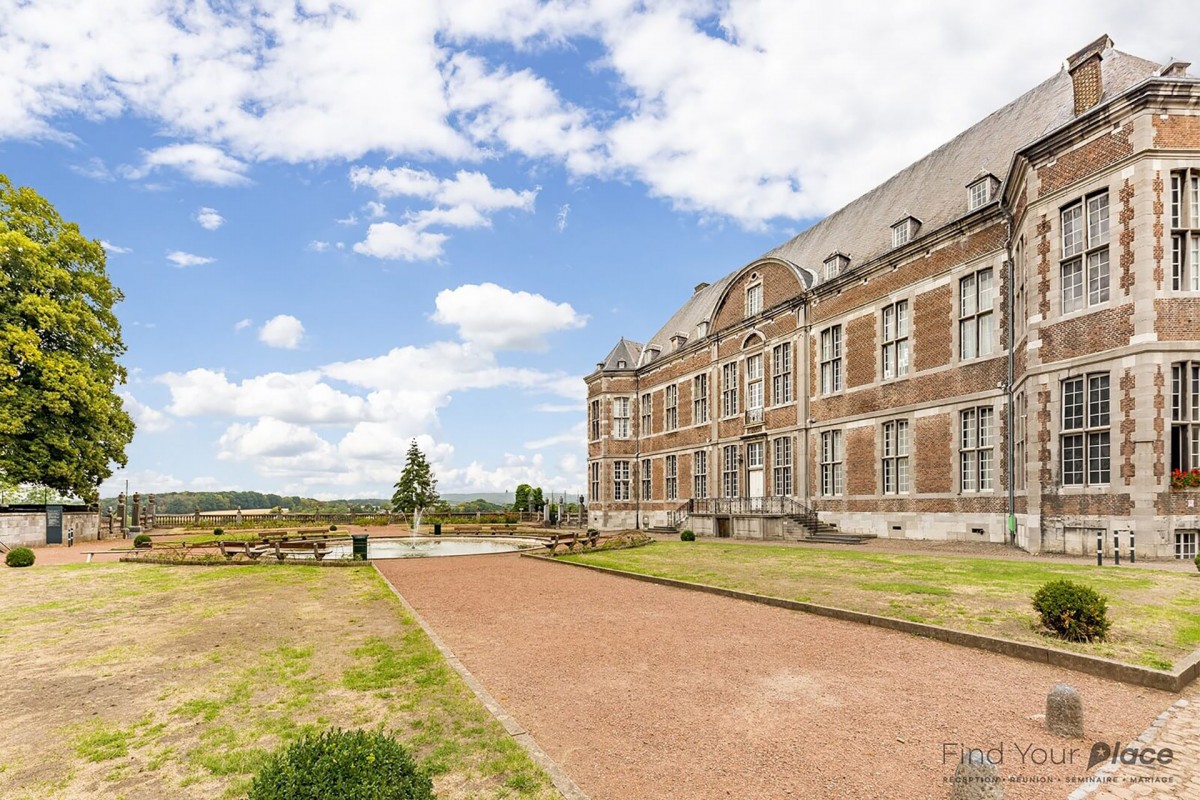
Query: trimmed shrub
680 529 696 542
247 728 435 800
1195 552 1200 573
1032 580 1111 642
329 525 338 532
5 547 35 568
213 528 224 536
133 534 152 548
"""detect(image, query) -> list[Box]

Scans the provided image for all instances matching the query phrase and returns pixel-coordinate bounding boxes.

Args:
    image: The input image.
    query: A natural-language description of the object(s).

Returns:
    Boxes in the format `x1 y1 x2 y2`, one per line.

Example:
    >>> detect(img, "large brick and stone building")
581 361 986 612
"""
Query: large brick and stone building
585 36 1200 559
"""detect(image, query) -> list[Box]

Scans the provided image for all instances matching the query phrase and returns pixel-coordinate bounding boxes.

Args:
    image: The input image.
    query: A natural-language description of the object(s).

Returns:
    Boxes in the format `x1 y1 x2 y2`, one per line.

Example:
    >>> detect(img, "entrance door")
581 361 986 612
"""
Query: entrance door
748 469 764 510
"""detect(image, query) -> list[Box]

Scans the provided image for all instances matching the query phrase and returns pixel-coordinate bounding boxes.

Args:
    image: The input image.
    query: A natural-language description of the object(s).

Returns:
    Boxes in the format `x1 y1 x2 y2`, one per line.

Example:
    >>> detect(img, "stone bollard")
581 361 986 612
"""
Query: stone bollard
1046 683 1084 737
950 750 1004 800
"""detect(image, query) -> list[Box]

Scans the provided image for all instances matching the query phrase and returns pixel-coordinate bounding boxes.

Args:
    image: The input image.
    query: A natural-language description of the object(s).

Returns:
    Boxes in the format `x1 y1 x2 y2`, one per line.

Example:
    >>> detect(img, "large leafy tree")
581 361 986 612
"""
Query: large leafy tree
391 440 439 530
0 176 134 503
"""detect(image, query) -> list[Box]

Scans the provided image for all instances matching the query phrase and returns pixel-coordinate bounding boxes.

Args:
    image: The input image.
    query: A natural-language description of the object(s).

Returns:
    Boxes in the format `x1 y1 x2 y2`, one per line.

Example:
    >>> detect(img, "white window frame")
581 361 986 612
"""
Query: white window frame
589 399 600 441
881 420 910 494
771 343 792 405
589 461 600 503
820 430 843 496
1170 170 1200 291
959 268 994 360
773 436 793 497
721 362 739 418
693 373 709 424
721 444 739 498
665 455 678 500
968 179 991 211
693 450 708 499
640 393 651 436
613 397 631 439
881 300 910 380
746 353 763 422
1177 531 1198 561
641 458 652 501
1060 191 1110 313
665 384 678 431
819 326 842 394
960 407 995 492
613 461 630 501
746 283 763 317
1171 361 1200 472
1061 374 1110 487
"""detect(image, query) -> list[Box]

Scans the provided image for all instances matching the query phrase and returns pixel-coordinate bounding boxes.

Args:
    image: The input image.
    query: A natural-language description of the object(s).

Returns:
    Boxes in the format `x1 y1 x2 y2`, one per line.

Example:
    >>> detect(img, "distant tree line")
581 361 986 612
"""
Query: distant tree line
94 490 512 515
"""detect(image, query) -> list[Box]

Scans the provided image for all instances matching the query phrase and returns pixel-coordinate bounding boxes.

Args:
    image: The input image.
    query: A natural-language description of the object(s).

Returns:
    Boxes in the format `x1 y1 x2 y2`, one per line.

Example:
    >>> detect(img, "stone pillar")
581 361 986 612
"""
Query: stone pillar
1046 684 1084 737
949 750 1004 800
117 493 127 535
194 507 201 523
147 494 156 530
129 493 142 536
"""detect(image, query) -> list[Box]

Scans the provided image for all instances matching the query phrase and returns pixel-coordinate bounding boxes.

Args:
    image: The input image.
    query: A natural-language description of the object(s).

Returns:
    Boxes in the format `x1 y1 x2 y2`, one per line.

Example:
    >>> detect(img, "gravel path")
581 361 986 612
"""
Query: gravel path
376 553 1180 800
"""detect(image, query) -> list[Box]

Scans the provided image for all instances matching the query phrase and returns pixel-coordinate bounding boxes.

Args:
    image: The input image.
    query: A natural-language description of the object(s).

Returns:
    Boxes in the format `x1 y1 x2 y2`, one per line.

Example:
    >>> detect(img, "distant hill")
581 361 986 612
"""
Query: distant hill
99 490 518 514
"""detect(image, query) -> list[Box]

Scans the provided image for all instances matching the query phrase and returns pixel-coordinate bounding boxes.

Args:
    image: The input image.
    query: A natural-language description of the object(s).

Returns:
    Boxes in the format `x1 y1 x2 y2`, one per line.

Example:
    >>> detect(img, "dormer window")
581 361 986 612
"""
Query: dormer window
892 216 920 248
696 321 708 338
616 360 626 369
670 331 689 350
967 174 999 211
746 283 763 317
823 252 850 281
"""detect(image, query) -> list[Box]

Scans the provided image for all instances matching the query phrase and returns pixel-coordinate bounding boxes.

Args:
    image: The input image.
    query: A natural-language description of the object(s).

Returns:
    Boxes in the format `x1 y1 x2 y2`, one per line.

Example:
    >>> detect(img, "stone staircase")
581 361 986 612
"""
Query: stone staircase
783 516 877 545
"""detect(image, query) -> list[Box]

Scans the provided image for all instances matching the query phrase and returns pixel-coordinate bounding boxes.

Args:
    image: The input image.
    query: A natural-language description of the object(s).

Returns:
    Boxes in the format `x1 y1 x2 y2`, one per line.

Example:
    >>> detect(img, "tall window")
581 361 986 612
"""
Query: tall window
721 362 739 417
1015 392 1027 491
1171 170 1200 291
665 384 678 431
773 437 793 496
746 354 763 422
640 393 651 435
693 451 708 499
693 374 709 424
820 431 843 496
722 445 739 497
746 441 764 469
1061 374 1110 486
641 458 652 500
820 326 842 394
771 343 792 405
1014 236 1027 342
746 283 763 317
613 397 630 439
665 455 678 500
881 420 910 494
589 399 600 440
960 407 995 492
589 461 600 503
1171 361 1200 472
968 177 992 211
959 268 994 359
881 300 910 379
1061 191 1110 312
613 461 630 500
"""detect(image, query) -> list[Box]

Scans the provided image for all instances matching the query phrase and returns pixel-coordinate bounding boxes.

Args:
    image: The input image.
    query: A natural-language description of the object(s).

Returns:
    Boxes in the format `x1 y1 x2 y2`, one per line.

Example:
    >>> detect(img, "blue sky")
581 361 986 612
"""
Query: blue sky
0 1 1191 499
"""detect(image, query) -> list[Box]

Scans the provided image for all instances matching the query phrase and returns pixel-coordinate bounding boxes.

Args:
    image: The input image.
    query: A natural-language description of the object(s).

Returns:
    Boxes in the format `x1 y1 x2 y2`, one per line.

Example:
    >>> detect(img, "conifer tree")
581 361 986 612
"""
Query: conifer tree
391 440 439 531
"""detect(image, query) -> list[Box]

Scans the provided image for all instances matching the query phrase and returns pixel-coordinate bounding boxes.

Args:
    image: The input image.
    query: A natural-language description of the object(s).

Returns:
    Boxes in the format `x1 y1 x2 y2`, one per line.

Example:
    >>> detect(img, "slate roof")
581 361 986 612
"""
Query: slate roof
599 338 643 371
609 44 1173 370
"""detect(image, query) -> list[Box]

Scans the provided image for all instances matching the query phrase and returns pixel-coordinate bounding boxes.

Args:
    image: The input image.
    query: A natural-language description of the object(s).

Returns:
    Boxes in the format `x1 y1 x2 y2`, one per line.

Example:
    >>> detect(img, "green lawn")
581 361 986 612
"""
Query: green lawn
563 541 1200 670
0 563 555 800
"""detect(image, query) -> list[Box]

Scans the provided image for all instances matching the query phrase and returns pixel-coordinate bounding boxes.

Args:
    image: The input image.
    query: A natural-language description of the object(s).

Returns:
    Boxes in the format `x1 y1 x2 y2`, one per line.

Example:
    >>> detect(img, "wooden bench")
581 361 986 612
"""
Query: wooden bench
268 540 334 560
543 531 599 555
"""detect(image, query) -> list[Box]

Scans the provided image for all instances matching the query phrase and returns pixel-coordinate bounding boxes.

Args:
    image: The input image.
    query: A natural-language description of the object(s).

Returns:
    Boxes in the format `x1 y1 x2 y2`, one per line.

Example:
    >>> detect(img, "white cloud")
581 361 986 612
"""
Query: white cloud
556 203 570 232
120 391 171 433
234 318 253 332
431 283 586 351
195 206 225 230
534 402 582 413
258 314 305 349
524 421 585 450
166 251 215 267
158 368 367 424
336 213 359 226
100 240 131 254
363 200 387 218
352 222 448 261
349 166 537 260
72 158 114 181
218 418 332 460
123 144 251 186
307 240 330 252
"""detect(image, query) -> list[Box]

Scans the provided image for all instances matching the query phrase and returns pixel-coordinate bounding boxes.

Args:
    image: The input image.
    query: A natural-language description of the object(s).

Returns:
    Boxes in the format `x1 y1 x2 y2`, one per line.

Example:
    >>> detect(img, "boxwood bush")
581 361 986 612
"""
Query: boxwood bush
5 547 35 568
133 534 152 548
1195 552 1200 573
1032 579 1111 642
680 529 696 542
248 728 434 800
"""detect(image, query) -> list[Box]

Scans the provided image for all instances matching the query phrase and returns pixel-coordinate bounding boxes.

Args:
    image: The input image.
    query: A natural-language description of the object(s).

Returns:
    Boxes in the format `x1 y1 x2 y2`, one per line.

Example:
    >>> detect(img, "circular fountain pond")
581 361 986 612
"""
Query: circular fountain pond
326 537 540 560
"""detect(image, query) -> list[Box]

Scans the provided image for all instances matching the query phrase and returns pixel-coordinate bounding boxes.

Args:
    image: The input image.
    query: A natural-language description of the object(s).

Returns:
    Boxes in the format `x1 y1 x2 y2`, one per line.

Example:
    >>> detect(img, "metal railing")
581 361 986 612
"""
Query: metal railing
687 496 817 523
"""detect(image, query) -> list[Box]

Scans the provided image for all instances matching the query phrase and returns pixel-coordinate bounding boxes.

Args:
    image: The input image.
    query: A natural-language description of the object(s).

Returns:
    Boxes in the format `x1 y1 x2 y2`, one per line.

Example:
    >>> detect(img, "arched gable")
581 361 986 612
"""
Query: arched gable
709 258 809 336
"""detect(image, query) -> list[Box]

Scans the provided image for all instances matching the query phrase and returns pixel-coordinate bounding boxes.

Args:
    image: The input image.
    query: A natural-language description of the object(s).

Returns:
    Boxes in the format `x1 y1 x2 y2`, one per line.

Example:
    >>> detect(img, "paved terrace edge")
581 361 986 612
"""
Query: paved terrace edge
524 553 1200 693
372 564 591 800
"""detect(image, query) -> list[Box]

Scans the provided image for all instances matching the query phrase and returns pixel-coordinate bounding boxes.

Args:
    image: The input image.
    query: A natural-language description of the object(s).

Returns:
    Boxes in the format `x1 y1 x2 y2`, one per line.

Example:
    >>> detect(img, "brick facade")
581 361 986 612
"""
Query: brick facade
586 46 1200 557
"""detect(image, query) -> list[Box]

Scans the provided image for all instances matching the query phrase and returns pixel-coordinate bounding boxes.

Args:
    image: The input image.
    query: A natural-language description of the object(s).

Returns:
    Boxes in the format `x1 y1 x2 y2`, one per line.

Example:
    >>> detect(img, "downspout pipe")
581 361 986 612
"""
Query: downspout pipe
1001 200 1017 547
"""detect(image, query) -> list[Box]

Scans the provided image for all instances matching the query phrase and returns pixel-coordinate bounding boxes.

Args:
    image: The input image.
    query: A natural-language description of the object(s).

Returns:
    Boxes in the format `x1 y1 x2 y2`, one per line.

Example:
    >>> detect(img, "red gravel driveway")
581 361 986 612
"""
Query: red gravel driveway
375 553 1177 800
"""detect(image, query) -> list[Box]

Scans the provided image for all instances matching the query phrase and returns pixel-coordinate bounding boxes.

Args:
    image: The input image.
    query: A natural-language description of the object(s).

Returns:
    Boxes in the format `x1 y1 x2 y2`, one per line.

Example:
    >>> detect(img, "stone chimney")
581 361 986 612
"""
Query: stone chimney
1067 34 1113 116
1161 59 1192 78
